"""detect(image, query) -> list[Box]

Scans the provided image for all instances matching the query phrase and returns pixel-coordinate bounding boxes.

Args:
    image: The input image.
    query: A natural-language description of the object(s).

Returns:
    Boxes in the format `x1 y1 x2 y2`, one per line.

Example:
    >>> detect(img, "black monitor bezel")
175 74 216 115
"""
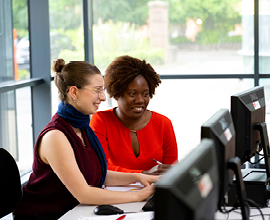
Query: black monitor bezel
154 138 219 220
230 86 265 164
201 109 235 210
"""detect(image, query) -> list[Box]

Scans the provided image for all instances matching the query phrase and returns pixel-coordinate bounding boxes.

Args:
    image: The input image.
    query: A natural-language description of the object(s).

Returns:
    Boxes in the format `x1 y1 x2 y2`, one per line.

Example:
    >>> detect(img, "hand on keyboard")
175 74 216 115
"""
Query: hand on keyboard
142 194 155 211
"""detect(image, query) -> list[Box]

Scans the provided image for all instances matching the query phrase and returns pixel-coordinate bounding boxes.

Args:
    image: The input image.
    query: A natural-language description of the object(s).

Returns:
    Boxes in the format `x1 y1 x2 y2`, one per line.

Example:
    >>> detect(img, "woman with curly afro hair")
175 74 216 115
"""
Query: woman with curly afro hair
90 55 178 174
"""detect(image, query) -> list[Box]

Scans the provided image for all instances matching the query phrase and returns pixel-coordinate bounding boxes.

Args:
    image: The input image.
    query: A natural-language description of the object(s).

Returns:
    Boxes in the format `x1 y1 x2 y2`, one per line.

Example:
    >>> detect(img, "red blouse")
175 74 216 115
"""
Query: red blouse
90 108 178 173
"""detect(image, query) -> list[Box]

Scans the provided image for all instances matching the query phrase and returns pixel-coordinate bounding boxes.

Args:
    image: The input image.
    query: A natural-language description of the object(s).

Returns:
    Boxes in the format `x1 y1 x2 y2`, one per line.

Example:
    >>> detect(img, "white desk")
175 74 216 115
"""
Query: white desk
59 184 270 220
60 201 270 220
60 202 147 219
60 184 150 220
215 207 270 219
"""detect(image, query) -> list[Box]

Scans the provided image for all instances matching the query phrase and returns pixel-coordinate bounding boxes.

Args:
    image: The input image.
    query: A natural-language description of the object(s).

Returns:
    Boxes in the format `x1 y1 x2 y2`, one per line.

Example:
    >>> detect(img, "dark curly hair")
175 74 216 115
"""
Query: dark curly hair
104 55 161 99
52 58 101 101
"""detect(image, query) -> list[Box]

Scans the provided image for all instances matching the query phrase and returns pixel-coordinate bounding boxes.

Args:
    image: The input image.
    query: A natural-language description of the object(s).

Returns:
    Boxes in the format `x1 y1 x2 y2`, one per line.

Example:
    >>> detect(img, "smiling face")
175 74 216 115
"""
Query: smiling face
69 74 106 115
116 75 150 120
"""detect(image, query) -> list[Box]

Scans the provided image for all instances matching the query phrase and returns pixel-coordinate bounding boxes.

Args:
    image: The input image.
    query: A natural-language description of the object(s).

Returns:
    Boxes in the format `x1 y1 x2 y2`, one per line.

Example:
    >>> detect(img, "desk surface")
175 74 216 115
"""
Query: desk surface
60 202 270 220
59 185 270 220
59 202 147 219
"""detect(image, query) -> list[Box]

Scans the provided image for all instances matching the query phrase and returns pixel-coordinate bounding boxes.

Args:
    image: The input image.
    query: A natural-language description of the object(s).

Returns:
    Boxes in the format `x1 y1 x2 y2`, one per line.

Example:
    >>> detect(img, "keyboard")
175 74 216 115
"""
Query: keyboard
142 195 155 211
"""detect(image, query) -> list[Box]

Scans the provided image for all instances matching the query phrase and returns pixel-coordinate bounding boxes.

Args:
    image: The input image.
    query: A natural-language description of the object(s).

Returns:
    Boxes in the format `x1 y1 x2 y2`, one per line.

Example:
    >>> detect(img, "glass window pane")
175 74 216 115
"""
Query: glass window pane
92 0 252 75
13 0 30 80
0 0 14 83
98 78 254 160
0 88 34 175
241 0 255 74
0 91 17 158
259 0 270 74
49 0 83 113
16 87 33 173
145 78 255 159
51 81 60 115
49 0 83 69
259 79 270 112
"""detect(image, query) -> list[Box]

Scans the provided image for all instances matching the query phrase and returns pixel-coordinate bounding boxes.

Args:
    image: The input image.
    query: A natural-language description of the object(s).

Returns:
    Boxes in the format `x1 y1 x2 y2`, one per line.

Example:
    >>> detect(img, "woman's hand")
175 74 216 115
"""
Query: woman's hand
134 173 159 201
142 164 172 175
136 173 159 186
135 184 155 202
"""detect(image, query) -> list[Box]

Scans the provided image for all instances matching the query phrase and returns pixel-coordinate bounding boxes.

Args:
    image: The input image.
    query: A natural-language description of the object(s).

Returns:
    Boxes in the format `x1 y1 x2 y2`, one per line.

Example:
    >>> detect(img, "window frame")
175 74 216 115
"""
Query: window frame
0 0 266 176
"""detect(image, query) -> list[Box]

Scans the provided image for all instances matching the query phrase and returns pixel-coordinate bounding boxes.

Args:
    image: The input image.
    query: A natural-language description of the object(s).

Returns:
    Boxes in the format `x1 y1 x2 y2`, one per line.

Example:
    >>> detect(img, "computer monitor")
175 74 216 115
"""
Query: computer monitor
231 86 270 178
154 138 219 220
201 109 249 218
201 109 235 209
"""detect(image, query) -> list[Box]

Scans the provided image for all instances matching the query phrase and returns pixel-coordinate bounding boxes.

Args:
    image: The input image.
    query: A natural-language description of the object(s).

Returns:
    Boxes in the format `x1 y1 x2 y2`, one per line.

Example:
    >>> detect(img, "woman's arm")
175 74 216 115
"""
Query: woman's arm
38 130 155 205
162 119 178 164
104 170 159 186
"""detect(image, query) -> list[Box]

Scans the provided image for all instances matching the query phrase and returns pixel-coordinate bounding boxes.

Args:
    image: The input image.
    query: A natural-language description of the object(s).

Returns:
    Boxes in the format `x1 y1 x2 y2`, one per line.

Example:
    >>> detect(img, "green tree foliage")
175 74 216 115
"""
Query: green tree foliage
58 21 164 69
12 0 82 36
93 0 241 30
12 0 28 38
165 0 242 44
93 0 242 44
49 0 82 30
93 0 149 25
92 20 164 68
166 0 242 29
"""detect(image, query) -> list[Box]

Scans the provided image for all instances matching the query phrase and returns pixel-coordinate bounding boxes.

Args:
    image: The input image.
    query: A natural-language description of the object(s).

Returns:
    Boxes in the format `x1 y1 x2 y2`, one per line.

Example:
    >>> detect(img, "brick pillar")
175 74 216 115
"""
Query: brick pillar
147 1 169 50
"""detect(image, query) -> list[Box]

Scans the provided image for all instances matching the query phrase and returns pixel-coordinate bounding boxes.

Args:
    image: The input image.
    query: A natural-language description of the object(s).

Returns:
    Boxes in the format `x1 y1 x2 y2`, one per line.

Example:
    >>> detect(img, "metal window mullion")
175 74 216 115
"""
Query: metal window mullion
28 0 51 143
254 0 259 86
83 0 94 64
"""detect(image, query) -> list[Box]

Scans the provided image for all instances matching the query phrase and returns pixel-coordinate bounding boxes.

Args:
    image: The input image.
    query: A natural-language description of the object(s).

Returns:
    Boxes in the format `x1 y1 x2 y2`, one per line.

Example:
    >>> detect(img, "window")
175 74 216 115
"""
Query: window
0 0 19 162
92 0 262 158
0 0 270 175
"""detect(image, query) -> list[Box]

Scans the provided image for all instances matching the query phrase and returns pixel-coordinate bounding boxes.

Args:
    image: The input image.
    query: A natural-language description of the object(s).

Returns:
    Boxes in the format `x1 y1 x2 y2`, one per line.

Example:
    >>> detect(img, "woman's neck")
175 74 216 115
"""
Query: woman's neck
113 107 152 131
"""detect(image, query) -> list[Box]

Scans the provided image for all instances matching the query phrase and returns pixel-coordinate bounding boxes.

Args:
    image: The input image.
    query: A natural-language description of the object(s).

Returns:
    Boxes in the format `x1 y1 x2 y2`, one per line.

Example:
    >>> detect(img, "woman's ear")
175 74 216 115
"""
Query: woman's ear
69 86 78 102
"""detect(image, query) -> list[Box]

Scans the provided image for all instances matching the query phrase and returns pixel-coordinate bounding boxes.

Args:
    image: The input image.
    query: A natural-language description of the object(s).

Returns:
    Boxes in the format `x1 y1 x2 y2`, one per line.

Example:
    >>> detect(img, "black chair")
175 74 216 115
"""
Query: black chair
0 148 22 218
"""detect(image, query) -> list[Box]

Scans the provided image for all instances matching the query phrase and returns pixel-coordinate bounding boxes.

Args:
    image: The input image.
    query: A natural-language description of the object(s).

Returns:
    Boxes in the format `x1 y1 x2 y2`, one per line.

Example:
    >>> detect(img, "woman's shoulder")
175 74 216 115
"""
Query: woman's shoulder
148 111 175 129
42 129 67 141
151 111 172 122
91 108 115 120
39 115 70 140
90 108 117 127
94 108 114 116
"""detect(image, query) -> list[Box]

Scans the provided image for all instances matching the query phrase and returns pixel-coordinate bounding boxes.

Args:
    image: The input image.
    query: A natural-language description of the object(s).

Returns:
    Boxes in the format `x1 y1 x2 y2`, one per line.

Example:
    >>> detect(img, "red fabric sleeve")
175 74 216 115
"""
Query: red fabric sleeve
159 116 178 164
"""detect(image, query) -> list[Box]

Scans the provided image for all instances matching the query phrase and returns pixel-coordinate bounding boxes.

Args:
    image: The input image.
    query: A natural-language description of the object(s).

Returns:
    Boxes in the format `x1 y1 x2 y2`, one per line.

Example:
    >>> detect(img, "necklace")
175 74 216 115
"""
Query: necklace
130 130 136 133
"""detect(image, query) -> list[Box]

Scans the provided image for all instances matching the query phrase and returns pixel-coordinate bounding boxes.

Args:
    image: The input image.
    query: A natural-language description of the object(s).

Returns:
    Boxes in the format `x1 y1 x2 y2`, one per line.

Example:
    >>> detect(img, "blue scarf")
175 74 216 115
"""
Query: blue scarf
57 101 107 188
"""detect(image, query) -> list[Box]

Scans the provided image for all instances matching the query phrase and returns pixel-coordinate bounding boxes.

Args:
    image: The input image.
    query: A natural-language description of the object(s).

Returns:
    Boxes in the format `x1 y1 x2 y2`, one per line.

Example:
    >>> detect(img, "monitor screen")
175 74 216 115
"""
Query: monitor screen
230 86 270 175
154 138 219 220
201 109 235 210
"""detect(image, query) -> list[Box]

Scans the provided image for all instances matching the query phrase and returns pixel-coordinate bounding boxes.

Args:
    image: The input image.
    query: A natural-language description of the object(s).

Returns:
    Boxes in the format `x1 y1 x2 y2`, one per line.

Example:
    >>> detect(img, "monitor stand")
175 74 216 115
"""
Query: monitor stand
254 122 270 179
227 157 250 220
227 123 270 209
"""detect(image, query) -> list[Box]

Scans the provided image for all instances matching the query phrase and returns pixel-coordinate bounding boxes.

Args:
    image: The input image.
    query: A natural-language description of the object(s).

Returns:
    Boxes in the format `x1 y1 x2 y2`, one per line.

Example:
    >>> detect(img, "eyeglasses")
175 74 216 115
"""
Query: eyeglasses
77 86 106 96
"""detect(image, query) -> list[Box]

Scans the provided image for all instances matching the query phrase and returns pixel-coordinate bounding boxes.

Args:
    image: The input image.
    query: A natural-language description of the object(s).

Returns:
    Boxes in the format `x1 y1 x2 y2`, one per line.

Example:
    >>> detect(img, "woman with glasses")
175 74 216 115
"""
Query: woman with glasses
90 55 178 175
13 59 158 220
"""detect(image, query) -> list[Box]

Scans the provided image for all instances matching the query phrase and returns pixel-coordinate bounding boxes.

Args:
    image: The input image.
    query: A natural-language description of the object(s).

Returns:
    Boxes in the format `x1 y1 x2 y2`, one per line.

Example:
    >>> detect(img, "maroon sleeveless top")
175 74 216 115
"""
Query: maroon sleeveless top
13 114 102 217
